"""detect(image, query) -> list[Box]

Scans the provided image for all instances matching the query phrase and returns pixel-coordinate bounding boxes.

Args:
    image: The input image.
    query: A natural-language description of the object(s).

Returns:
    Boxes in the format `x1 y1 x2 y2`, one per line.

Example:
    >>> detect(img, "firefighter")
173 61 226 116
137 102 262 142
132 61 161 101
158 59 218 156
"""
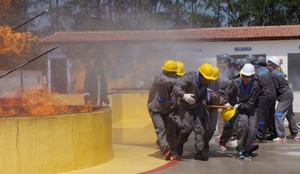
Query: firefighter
166 61 186 160
83 58 109 106
253 56 277 141
172 63 216 161
229 58 240 78
223 63 260 159
218 53 235 81
203 66 222 155
231 58 250 80
246 54 257 65
267 56 299 142
147 59 180 160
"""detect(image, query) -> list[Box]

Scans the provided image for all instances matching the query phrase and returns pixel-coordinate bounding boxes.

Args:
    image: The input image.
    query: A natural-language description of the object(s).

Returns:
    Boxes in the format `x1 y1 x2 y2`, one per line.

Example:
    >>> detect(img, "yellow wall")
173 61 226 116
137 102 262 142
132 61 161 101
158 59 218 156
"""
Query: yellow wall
0 109 112 174
109 90 149 124
50 91 156 145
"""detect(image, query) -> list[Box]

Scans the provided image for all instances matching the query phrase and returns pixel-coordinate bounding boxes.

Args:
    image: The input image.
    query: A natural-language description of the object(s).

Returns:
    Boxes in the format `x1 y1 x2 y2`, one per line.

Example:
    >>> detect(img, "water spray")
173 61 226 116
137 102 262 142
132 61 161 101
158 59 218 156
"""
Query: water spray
13 9 49 31
0 46 59 79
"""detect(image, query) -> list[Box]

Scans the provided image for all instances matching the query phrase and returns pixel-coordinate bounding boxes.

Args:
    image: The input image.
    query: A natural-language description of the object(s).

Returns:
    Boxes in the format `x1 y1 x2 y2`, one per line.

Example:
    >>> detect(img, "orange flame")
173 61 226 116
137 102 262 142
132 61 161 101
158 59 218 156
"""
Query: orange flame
0 89 96 117
0 25 39 55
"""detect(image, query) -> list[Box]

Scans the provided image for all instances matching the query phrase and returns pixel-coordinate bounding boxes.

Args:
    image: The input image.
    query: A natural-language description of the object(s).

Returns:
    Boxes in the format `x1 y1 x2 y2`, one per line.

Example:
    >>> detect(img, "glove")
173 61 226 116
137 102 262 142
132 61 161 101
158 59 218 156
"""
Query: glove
233 104 240 109
202 100 207 106
182 93 195 105
224 102 232 108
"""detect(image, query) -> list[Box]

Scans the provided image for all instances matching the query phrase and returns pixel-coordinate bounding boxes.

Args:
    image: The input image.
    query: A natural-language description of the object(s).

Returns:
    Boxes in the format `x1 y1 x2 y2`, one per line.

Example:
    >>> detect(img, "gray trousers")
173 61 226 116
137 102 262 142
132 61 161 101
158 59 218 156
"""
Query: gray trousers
203 108 219 151
176 106 206 153
220 114 238 144
148 110 169 153
275 99 298 138
236 112 258 152
257 102 275 139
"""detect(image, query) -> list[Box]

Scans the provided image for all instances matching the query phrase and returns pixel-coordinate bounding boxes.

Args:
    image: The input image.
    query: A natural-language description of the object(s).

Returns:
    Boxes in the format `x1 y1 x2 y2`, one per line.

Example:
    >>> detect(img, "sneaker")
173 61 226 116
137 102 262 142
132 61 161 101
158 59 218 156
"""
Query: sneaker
237 150 245 159
245 153 252 159
286 135 300 140
219 141 227 151
170 154 180 161
249 144 259 152
273 137 287 143
163 149 173 160
230 136 237 141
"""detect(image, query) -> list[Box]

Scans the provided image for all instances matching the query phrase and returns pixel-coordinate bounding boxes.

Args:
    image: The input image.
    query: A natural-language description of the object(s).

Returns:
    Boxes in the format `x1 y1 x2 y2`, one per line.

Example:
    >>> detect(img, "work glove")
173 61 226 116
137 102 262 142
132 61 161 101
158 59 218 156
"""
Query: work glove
233 104 240 109
202 100 207 106
224 102 232 108
182 93 195 105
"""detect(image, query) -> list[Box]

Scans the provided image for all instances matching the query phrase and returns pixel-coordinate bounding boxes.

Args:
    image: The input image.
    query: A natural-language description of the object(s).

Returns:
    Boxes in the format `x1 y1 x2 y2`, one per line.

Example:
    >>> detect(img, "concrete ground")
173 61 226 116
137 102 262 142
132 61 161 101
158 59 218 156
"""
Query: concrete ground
154 135 300 174
58 114 300 174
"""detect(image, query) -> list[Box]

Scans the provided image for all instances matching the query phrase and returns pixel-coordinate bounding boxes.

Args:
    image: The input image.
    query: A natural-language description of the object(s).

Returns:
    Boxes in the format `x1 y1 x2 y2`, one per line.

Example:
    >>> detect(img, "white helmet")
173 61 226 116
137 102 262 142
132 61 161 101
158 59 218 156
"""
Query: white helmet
268 56 280 66
240 63 255 76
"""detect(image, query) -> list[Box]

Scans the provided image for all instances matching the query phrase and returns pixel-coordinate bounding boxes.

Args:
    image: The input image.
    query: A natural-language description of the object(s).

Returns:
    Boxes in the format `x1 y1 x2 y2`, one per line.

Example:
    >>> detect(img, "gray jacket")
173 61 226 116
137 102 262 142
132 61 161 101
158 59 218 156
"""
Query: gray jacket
223 78 260 114
255 65 276 105
172 71 207 110
270 69 293 102
147 72 177 114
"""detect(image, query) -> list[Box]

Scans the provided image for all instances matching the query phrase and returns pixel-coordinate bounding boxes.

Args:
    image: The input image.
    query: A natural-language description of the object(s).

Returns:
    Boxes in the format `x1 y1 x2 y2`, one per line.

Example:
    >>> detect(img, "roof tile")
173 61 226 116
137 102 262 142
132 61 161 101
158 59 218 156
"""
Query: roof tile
41 25 300 43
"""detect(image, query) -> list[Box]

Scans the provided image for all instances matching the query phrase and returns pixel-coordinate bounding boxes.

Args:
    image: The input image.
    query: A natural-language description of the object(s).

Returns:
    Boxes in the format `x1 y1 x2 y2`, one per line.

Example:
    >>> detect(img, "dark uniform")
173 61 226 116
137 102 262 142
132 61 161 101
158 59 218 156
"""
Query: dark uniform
83 66 109 105
172 71 208 160
269 69 298 139
223 76 260 158
255 65 277 140
147 71 177 155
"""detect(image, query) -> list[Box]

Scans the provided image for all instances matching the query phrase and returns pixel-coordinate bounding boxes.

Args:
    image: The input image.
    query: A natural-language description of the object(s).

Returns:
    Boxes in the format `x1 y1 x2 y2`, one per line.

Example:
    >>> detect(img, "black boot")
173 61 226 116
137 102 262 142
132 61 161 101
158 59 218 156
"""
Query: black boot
176 144 184 156
194 151 209 161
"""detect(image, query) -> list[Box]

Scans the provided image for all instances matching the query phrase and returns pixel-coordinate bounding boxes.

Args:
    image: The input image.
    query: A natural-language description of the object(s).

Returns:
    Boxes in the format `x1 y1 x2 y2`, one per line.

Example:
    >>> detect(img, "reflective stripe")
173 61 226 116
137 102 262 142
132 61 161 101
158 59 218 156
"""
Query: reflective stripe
277 72 283 77
259 69 269 76
275 112 284 117
158 96 167 102
155 128 161 134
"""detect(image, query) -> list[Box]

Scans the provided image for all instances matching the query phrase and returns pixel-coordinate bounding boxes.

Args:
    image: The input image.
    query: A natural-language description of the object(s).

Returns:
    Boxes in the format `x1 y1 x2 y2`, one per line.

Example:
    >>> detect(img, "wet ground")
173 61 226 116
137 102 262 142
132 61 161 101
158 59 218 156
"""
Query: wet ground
154 114 300 174
154 135 300 174
59 114 300 174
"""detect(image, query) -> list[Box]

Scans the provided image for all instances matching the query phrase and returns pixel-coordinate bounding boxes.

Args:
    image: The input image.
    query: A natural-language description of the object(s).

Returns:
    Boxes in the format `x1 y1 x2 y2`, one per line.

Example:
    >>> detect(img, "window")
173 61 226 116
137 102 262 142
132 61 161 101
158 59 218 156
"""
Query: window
288 53 300 91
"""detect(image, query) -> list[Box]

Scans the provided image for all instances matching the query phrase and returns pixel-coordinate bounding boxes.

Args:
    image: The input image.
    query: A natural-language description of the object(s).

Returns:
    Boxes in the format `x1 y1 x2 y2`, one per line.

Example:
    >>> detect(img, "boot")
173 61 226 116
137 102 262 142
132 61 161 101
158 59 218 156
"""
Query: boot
194 151 209 161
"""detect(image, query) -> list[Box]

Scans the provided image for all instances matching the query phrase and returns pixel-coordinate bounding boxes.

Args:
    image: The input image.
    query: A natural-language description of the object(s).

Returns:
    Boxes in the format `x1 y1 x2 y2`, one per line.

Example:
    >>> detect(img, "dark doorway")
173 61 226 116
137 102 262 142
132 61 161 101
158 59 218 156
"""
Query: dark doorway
50 59 67 93
288 53 300 91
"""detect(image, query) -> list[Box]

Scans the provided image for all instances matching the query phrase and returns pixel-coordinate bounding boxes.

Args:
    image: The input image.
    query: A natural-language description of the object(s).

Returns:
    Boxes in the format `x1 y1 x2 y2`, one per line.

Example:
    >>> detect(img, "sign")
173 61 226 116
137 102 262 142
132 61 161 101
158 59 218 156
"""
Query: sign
234 47 252 52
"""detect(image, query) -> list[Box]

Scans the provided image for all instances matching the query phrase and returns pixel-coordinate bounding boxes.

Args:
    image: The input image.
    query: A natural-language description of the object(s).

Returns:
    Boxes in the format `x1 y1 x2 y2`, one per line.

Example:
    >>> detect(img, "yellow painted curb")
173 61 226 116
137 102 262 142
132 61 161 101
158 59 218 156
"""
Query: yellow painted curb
0 108 113 174
57 144 168 174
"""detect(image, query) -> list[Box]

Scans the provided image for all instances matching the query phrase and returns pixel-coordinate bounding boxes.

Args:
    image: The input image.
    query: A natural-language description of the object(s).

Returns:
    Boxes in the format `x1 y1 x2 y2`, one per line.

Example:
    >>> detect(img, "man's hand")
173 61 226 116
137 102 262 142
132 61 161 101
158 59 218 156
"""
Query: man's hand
224 102 232 108
183 93 195 105
233 104 240 109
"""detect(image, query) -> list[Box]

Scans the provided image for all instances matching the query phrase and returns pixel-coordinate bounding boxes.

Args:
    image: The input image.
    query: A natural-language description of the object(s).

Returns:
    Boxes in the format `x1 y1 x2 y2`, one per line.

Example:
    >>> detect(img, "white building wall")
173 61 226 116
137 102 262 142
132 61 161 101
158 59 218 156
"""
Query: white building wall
155 39 300 112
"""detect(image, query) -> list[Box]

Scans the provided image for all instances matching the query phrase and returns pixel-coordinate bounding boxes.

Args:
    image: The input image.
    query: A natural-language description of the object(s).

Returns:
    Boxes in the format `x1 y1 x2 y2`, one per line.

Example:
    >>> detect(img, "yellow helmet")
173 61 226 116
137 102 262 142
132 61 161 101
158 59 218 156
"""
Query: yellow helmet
162 60 178 72
212 66 220 80
221 108 236 121
198 63 214 80
176 61 185 76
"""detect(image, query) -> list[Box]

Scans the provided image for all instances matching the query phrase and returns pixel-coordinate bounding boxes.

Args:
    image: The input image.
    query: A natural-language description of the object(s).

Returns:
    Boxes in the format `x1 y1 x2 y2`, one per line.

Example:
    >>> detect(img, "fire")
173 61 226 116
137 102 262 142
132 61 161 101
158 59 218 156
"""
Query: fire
0 89 96 117
0 25 38 55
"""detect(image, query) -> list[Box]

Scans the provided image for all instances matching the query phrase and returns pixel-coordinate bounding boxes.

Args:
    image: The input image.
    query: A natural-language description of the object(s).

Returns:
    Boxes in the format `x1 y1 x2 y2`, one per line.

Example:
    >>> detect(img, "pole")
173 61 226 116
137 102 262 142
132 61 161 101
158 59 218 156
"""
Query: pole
13 9 48 31
205 105 233 109
0 46 59 79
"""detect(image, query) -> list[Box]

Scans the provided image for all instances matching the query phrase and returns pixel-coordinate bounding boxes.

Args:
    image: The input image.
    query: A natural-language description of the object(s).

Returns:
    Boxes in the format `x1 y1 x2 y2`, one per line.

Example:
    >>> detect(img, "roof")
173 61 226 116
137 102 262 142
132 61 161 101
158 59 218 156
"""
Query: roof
41 25 300 43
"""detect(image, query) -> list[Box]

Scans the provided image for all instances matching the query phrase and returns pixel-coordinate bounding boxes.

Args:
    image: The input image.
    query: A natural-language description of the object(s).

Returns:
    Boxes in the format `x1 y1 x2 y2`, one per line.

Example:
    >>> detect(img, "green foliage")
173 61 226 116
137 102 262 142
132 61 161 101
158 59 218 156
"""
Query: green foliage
1 0 300 32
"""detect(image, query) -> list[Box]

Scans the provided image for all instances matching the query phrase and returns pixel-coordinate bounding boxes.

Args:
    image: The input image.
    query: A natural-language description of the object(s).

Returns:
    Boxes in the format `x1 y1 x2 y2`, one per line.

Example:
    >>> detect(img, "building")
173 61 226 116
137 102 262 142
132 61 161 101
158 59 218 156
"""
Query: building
42 25 300 111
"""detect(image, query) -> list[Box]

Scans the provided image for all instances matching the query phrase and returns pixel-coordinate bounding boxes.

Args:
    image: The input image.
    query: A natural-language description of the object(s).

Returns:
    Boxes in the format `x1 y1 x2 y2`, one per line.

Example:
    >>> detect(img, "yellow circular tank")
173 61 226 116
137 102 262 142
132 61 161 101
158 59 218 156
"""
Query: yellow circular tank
221 108 236 121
